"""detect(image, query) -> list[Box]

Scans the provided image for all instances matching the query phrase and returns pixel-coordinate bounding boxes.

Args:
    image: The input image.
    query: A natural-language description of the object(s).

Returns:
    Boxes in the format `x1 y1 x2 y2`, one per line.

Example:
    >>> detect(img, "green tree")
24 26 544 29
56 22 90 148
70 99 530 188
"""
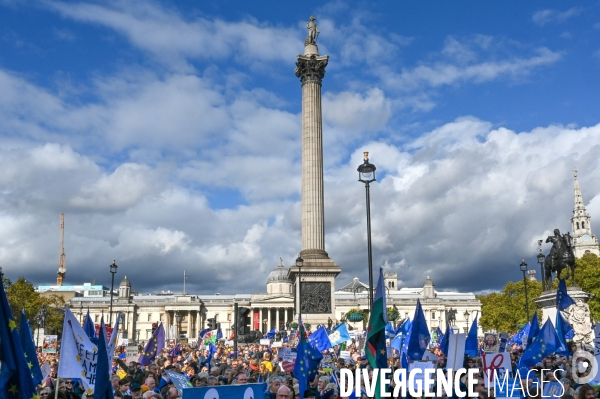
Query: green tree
478 279 543 333
4 276 65 335
573 253 600 320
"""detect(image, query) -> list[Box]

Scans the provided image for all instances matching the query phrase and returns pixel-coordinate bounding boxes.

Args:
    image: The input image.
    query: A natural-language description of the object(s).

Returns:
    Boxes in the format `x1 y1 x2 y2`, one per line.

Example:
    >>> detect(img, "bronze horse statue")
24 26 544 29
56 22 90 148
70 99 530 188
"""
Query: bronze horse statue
544 229 575 288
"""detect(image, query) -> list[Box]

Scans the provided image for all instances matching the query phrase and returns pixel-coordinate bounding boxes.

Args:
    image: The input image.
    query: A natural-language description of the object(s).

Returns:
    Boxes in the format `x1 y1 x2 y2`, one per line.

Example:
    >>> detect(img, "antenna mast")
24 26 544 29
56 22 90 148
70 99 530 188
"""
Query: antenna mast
57 213 66 286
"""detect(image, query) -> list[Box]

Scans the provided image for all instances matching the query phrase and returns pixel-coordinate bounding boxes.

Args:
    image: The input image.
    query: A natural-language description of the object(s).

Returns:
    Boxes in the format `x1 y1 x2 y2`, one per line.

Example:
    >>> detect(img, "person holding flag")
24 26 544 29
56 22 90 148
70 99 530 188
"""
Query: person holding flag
139 322 165 366
294 320 323 399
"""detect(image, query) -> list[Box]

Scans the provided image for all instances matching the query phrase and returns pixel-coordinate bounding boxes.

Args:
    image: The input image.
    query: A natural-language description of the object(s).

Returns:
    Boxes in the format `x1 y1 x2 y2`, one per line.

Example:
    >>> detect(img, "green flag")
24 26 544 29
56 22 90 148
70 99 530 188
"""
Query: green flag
366 267 388 399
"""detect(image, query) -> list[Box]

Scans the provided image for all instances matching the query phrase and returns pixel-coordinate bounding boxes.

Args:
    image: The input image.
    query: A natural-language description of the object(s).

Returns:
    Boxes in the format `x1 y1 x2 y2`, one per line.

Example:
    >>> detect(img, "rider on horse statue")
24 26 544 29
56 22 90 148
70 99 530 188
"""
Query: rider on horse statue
544 228 576 289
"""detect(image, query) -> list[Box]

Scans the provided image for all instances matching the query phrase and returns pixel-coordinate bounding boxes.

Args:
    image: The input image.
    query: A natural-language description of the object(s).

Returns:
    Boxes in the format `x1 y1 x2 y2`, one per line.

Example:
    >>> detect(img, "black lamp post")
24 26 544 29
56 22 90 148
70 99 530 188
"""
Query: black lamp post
296 256 303 322
175 311 182 343
357 151 376 311
520 258 530 321
109 260 118 325
35 304 47 348
537 240 545 291
464 310 470 333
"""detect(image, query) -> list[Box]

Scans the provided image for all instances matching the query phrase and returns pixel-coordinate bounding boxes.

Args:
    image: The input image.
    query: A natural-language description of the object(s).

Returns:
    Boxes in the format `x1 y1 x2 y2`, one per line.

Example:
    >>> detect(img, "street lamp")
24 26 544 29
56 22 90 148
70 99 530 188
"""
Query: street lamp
537 240 546 291
296 256 303 322
175 311 182 343
109 260 118 325
520 258 530 321
35 304 48 348
464 310 470 333
357 151 376 311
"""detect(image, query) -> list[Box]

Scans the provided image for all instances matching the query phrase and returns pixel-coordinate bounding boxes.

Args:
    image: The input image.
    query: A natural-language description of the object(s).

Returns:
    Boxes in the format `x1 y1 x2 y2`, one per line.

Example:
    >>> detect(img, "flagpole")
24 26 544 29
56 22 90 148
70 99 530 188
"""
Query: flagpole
183 270 186 295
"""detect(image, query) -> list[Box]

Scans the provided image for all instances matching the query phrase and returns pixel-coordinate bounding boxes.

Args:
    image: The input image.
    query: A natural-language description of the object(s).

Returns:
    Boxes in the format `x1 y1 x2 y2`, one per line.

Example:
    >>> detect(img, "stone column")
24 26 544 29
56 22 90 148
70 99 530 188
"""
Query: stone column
187 311 192 338
251 309 255 330
295 45 329 260
275 308 279 331
284 308 288 329
267 308 272 331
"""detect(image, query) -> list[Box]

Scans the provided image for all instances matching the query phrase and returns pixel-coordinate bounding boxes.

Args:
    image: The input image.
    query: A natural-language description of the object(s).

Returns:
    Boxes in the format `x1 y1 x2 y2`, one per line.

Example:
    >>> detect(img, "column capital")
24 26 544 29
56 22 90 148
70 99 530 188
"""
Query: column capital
295 54 329 85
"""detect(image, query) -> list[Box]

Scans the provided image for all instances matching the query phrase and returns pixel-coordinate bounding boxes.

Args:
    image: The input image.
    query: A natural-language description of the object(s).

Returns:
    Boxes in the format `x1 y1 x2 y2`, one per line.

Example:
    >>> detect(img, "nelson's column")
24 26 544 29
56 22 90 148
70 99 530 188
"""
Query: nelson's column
288 16 342 326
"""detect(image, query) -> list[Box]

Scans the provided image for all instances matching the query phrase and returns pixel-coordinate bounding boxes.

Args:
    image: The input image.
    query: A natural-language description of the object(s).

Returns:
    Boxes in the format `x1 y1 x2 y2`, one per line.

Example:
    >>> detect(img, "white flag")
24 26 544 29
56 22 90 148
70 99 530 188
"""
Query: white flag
57 307 98 395
106 312 121 361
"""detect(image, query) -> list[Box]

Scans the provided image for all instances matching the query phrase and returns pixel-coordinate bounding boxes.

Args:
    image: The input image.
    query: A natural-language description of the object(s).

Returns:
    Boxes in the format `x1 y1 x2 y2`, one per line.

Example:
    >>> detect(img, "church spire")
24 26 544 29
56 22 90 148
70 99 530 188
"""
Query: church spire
571 169 599 258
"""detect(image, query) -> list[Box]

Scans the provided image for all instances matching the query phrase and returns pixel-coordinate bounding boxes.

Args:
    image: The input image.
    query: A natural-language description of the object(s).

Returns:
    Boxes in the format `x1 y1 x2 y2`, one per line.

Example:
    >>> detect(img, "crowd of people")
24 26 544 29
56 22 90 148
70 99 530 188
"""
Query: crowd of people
33 334 600 399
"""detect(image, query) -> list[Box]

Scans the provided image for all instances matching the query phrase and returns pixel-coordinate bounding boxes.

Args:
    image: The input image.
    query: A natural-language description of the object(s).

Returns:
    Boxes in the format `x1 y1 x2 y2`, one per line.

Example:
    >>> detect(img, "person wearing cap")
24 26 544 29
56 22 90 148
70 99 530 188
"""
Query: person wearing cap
130 384 143 399
359 356 368 369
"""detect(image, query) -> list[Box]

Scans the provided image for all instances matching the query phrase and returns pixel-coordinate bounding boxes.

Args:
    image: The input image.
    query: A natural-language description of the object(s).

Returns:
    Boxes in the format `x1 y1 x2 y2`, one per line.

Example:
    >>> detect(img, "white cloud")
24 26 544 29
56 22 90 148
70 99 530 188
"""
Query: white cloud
532 7 583 26
45 1 300 71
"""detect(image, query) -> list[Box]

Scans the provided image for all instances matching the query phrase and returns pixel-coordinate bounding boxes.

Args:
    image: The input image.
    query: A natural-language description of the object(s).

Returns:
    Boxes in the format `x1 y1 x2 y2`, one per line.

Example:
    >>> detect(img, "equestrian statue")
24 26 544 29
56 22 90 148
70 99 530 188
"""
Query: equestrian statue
544 228 576 288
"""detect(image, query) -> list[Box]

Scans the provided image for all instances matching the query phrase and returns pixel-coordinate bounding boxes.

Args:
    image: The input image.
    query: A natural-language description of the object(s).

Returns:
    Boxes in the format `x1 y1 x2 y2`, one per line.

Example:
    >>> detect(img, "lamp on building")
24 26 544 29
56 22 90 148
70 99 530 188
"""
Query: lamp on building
296 256 303 322
520 258 530 321
357 151 376 311
537 240 545 290
464 310 470 332
109 260 118 325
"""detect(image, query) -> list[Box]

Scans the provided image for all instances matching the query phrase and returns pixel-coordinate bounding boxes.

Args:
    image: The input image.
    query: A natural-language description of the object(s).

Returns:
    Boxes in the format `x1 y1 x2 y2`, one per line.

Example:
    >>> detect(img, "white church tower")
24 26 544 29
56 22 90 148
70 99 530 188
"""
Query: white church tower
571 169 600 258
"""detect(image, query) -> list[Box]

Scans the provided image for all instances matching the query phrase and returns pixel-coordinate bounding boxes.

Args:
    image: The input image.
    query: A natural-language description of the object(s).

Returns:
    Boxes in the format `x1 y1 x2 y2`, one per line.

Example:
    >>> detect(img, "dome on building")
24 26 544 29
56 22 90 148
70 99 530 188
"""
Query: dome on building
267 258 290 283
119 276 131 288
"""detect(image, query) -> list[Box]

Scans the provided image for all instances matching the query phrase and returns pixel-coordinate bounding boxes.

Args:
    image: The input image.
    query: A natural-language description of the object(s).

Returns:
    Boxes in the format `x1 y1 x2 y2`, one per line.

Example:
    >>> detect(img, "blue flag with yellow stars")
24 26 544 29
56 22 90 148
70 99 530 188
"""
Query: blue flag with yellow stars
0 278 38 399
465 313 479 356
519 318 564 367
406 299 430 361
294 320 322 399
527 312 540 347
94 317 114 399
307 326 332 352
139 322 165 366
556 279 576 311
19 309 43 386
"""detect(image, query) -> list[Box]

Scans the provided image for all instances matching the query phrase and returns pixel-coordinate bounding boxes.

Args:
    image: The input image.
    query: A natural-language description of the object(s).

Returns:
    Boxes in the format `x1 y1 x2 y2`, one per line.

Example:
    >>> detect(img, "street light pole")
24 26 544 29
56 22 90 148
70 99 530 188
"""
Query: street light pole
464 310 470 333
357 152 376 311
109 260 118 325
520 258 530 321
296 256 303 322
537 240 545 291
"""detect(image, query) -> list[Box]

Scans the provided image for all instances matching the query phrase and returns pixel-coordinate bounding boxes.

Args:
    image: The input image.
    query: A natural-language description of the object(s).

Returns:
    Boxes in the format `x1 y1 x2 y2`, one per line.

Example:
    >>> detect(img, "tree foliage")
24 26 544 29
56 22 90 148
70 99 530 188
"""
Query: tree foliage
4 277 65 335
479 253 600 333
573 253 600 321
478 279 543 333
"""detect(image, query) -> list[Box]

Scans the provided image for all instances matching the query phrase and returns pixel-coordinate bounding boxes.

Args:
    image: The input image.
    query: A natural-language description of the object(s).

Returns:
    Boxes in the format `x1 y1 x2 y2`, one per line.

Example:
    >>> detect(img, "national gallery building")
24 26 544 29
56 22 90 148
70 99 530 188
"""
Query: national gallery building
39 260 482 344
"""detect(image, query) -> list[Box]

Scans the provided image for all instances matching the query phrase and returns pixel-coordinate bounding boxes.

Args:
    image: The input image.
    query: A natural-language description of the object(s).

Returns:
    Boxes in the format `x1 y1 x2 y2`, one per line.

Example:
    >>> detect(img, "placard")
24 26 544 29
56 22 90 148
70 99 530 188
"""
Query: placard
494 378 522 399
118 338 129 347
272 341 282 348
260 339 271 345
482 352 512 388
408 361 436 392
224 340 234 347
483 333 499 353
447 334 466 370
281 349 297 372
340 350 351 362
42 335 58 353
41 361 52 380
421 350 436 361
126 345 139 364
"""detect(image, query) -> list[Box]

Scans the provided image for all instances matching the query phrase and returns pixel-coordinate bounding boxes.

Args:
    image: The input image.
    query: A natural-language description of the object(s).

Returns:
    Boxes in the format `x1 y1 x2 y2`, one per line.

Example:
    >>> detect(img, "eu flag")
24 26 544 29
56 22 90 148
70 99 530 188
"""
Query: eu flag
511 323 530 346
556 279 576 311
527 312 539 347
406 299 431 360
19 310 43 386
94 318 114 399
519 319 564 367
465 314 479 356
83 309 97 341
294 321 322 399
0 278 37 399
555 312 571 356
139 322 165 366
307 326 332 352
439 324 451 356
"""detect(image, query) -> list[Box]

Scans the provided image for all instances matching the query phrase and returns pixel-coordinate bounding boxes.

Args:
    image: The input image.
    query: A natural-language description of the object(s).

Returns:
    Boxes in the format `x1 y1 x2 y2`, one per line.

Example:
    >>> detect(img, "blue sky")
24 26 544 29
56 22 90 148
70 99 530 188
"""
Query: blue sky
1 0 599 295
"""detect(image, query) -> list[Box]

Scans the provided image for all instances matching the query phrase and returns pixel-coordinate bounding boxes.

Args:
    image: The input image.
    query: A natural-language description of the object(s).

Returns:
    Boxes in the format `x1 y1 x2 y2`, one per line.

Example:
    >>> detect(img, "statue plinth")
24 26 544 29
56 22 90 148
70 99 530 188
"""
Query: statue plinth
533 286 594 347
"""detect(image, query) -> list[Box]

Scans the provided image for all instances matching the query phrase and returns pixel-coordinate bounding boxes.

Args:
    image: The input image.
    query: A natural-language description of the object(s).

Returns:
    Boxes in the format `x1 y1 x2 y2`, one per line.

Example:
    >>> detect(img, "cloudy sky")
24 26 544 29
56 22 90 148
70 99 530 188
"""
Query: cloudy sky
1 0 599 296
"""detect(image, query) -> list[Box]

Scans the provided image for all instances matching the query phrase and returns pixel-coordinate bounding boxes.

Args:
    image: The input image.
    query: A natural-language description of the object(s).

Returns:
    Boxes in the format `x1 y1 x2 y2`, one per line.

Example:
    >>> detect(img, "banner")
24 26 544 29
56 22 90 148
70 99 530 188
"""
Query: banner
165 370 193 392
482 352 512 388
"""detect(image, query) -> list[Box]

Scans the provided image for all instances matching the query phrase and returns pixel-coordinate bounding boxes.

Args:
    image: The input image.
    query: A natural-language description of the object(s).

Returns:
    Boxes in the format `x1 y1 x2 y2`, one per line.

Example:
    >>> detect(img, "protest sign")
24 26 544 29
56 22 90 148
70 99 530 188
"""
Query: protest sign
482 352 512 388
272 341 283 348
408 361 437 392
118 338 129 347
126 345 139 364
421 350 436 361
41 361 52 380
494 378 522 399
260 338 271 345
42 335 58 353
281 348 297 372
340 350 351 363
447 334 466 370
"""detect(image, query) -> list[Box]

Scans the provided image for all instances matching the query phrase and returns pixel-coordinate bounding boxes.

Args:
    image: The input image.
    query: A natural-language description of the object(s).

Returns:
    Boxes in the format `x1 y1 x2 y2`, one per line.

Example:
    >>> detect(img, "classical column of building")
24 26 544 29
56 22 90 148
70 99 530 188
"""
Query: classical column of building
289 16 341 325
